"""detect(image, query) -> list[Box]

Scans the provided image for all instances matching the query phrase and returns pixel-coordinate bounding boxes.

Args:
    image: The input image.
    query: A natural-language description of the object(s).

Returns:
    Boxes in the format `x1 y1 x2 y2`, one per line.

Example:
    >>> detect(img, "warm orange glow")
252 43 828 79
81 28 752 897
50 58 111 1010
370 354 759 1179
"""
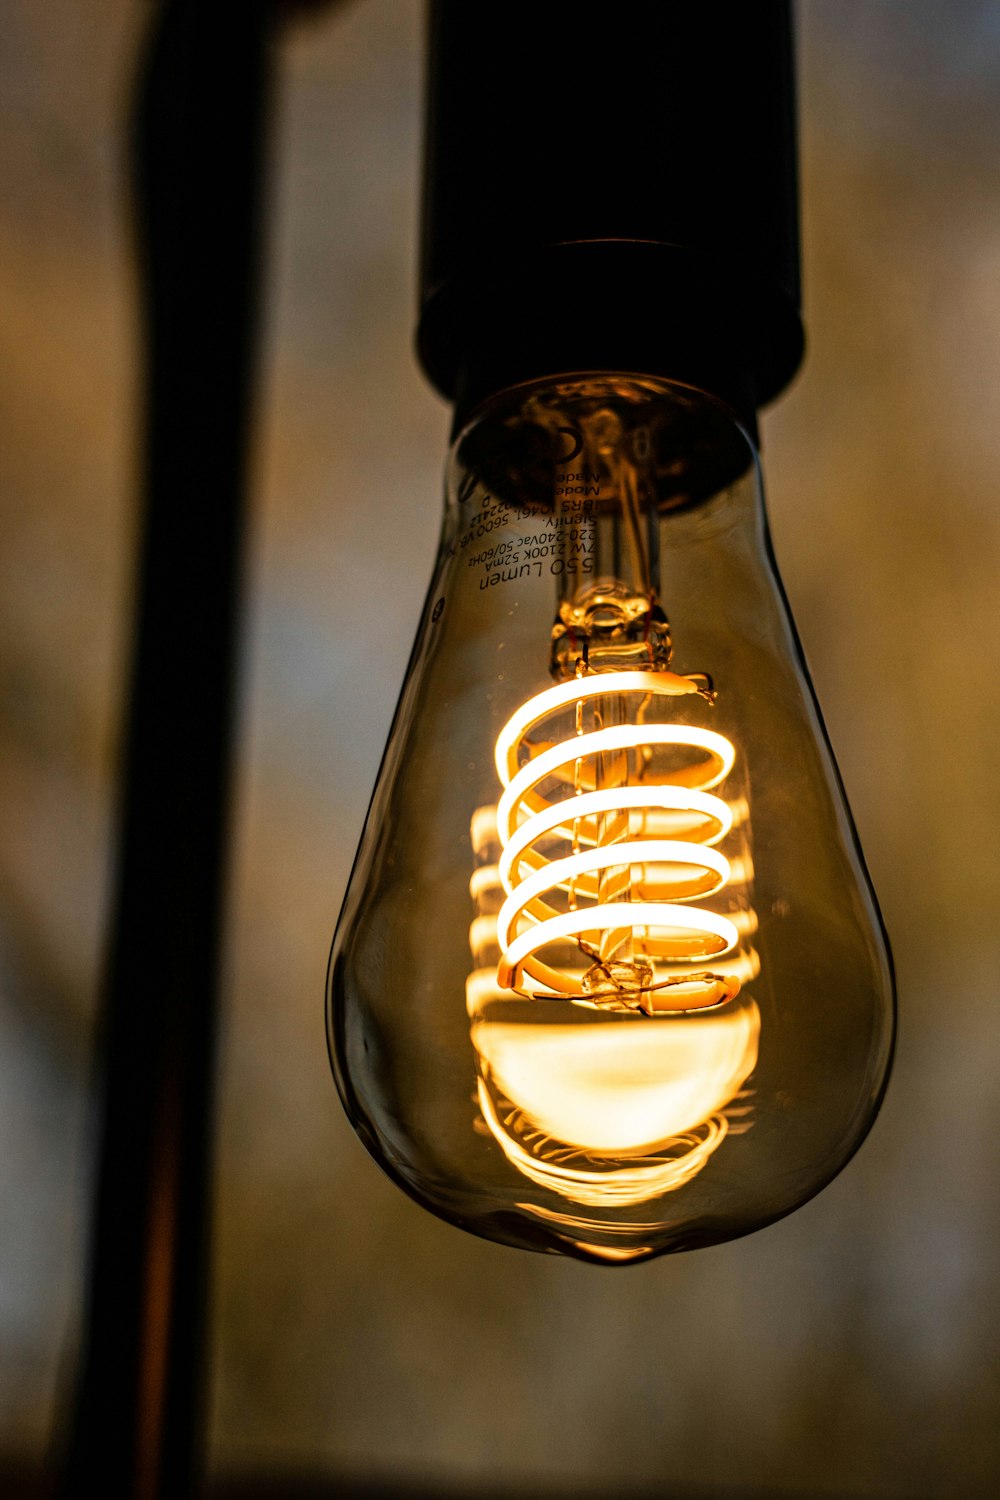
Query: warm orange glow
468 988 760 1206
474 1003 759 1154
466 663 761 1205
492 669 743 1010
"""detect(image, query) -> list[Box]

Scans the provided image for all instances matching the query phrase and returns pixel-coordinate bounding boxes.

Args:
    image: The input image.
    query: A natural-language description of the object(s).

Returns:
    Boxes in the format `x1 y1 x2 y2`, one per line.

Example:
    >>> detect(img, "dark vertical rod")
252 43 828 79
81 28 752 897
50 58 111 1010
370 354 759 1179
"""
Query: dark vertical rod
62 2 275 1494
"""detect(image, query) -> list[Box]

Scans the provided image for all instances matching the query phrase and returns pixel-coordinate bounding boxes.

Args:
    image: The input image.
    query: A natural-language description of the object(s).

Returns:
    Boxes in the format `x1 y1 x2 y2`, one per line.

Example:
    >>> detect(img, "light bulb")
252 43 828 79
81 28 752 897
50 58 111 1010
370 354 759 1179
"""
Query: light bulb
327 375 894 1264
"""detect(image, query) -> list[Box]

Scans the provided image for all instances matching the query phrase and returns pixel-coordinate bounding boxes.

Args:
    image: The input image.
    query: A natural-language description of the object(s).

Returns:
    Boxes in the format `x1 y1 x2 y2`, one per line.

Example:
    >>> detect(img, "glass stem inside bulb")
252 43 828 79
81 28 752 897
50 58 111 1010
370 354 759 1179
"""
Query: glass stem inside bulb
543 405 678 1007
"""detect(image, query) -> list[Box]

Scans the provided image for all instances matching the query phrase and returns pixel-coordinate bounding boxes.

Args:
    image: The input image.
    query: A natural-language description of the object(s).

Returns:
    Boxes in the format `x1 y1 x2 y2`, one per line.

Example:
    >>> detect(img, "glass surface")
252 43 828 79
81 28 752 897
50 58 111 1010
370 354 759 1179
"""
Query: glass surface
327 375 895 1264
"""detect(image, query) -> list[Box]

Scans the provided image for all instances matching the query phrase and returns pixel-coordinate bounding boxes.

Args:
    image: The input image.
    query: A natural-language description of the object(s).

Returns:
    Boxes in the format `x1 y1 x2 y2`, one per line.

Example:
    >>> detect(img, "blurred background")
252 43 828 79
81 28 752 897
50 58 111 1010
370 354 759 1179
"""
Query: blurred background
2 1 1000 1496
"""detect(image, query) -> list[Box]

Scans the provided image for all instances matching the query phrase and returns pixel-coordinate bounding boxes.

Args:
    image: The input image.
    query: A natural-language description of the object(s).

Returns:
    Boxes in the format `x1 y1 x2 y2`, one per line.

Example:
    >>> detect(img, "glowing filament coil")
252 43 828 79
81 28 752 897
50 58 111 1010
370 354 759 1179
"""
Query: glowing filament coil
493 670 742 1009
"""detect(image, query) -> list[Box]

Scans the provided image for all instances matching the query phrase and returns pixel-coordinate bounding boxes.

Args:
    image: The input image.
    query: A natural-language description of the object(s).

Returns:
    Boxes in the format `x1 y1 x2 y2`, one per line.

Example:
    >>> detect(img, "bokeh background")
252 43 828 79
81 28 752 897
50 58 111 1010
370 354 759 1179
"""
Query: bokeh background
3 1 1000 1495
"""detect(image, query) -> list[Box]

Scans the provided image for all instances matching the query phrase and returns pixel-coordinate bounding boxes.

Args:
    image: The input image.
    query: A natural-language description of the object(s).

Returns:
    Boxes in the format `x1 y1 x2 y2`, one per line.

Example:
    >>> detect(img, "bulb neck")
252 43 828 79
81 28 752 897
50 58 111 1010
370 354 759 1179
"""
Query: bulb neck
451 374 758 523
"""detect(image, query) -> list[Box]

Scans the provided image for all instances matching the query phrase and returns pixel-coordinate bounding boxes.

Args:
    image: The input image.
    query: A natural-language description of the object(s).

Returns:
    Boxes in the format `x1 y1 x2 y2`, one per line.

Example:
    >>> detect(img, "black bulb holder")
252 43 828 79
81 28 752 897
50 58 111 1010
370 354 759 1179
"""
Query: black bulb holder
417 1 803 430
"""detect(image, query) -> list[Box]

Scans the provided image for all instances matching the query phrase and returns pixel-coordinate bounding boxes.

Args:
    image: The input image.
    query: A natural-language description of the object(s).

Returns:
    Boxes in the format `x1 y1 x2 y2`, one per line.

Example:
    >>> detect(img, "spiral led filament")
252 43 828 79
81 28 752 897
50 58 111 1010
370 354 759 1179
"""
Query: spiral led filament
465 656 762 1211
492 668 750 1012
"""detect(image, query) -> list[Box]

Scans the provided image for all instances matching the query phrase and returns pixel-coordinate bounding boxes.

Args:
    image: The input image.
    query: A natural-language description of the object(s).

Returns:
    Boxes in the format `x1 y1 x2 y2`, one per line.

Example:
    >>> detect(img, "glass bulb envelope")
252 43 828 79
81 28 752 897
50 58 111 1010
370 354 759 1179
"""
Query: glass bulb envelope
327 375 895 1264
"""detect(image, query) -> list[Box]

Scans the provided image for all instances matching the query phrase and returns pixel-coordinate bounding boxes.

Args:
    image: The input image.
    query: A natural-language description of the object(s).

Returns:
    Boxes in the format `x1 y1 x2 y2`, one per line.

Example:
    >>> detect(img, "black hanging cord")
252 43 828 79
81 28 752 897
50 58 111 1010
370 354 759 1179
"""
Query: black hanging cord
61 3 276 1494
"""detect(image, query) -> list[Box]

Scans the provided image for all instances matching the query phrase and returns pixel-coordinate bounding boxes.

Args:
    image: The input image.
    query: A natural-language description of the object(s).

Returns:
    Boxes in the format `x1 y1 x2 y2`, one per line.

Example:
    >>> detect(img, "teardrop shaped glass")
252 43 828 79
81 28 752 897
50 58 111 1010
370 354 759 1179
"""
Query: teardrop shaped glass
327 375 895 1265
